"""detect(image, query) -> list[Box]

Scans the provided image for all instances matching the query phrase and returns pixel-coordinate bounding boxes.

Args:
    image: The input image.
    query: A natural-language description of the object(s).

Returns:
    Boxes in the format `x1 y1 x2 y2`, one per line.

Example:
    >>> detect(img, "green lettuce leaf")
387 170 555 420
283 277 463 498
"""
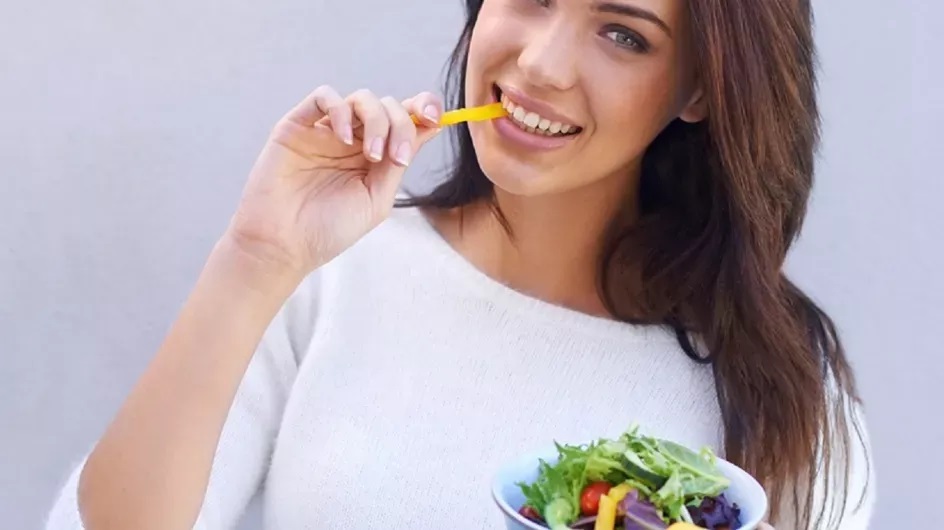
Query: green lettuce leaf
517 425 732 527
650 470 686 521
516 442 590 529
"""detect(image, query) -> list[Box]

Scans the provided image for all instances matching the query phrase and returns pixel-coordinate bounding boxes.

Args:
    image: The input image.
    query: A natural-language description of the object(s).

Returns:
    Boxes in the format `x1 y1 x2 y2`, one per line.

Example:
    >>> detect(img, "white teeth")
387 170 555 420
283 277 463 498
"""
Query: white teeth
503 97 517 115
499 90 578 136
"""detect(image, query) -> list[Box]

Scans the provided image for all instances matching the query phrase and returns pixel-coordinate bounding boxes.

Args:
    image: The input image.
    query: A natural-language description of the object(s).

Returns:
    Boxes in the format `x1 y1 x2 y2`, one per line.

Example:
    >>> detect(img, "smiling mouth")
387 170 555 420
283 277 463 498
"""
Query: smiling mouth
494 85 583 138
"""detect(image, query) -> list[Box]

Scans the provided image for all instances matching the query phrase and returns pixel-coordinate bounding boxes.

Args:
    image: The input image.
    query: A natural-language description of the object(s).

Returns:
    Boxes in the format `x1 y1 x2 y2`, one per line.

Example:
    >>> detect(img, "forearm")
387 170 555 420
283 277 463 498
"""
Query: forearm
77 235 304 530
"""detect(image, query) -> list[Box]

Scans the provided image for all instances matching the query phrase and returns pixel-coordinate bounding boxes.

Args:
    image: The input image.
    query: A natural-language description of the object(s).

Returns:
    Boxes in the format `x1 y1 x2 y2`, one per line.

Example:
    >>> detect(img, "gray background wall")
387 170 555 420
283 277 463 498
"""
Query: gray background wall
1 0 939 528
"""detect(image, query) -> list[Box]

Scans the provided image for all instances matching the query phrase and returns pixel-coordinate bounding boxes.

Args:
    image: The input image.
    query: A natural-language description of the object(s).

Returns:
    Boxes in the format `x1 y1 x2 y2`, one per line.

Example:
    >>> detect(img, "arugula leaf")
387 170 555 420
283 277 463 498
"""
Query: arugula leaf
650 471 685 522
620 448 668 491
635 439 674 476
657 440 729 497
679 475 728 499
658 440 722 477
584 439 630 484
620 477 655 498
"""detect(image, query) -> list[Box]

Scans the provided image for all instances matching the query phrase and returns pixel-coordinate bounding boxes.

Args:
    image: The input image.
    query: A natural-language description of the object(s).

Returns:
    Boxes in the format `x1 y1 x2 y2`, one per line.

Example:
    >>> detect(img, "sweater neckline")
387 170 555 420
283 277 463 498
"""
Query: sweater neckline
394 205 673 344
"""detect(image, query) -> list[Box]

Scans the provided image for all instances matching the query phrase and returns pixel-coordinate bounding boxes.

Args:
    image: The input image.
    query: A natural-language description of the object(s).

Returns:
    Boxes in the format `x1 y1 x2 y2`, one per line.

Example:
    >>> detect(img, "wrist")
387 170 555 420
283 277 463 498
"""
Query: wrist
207 233 308 303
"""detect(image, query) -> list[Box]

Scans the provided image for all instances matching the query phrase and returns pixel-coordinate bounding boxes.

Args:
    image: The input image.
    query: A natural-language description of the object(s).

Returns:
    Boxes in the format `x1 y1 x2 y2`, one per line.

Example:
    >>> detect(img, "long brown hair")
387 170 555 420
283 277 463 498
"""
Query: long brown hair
397 0 869 527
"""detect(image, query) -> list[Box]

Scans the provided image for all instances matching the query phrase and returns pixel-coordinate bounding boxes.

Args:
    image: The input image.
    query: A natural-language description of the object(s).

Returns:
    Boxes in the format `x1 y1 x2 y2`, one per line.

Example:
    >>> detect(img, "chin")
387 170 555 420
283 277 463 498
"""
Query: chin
467 124 556 197
483 170 549 197
472 147 554 197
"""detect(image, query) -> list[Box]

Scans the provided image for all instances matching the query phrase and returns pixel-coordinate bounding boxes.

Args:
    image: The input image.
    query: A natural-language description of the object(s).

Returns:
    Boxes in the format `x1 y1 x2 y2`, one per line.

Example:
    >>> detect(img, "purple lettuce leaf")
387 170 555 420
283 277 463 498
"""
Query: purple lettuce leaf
569 515 598 529
689 494 742 529
619 489 668 530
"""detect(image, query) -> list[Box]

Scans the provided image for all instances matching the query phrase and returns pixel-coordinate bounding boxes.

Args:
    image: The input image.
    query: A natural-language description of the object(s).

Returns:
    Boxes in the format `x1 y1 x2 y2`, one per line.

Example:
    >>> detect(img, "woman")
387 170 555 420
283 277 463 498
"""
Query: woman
47 0 874 528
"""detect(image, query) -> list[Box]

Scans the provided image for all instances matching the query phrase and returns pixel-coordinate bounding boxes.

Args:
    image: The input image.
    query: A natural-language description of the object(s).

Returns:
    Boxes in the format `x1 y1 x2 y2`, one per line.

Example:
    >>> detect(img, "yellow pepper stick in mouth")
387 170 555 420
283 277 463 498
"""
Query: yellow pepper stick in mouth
411 102 507 126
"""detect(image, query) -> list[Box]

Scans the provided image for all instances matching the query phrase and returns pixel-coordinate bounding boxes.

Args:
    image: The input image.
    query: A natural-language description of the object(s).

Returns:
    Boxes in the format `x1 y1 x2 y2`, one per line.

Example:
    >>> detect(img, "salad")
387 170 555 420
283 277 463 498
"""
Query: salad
516 425 743 530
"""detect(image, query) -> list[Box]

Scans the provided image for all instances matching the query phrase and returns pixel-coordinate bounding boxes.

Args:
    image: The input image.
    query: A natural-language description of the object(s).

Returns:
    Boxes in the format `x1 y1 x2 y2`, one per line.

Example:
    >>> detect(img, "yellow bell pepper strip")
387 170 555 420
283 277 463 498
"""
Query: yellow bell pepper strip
666 523 707 530
606 483 634 504
411 103 507 126
594 493 618 530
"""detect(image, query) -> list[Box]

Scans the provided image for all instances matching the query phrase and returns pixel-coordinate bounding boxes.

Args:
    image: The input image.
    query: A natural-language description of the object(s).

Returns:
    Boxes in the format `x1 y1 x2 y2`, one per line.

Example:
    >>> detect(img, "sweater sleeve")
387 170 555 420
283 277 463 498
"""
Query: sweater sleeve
44 271 322 530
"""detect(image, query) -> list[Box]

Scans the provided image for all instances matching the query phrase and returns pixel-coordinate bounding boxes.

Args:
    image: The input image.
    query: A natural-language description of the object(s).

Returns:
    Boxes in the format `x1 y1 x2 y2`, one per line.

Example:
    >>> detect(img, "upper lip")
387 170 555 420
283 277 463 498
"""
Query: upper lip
497 85 582 127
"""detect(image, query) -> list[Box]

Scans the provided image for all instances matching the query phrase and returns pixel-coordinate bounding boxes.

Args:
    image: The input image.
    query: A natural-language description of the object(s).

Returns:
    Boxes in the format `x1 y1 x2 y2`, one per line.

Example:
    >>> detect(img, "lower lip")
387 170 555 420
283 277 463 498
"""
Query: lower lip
492 116 577 151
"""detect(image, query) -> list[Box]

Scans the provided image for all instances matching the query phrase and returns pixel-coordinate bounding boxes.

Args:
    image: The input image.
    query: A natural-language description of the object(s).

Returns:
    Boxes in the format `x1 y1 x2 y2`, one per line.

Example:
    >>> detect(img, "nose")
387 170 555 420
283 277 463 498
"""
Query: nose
516 22 579 91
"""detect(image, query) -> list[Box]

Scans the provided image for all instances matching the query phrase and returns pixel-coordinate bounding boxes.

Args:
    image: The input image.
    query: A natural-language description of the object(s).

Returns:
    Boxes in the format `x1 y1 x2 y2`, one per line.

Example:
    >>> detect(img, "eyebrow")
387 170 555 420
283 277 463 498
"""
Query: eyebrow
594 2 672 37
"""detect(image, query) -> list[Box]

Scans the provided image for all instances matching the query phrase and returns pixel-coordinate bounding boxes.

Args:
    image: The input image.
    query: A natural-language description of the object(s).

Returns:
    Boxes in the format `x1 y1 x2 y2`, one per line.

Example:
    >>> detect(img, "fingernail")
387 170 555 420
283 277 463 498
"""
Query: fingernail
394 142 412 166
342 126 353 145
369 137 384 161
423 105 439 123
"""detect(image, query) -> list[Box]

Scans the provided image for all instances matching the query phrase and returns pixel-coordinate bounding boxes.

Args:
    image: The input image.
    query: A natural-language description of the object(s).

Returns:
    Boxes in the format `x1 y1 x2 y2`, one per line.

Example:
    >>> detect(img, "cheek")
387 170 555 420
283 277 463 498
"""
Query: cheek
587 63 684 155
465 4 526 102
465 35 495 105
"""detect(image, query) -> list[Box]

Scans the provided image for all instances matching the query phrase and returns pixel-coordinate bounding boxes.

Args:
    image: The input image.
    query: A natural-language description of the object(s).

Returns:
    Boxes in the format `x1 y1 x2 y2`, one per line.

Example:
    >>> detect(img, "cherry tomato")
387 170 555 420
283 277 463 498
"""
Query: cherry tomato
519 505 543 522
579 481 613 515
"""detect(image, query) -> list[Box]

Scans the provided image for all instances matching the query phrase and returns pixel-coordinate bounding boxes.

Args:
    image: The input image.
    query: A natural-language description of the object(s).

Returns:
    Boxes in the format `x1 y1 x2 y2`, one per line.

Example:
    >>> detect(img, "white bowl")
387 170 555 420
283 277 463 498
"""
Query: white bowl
492 445 768 529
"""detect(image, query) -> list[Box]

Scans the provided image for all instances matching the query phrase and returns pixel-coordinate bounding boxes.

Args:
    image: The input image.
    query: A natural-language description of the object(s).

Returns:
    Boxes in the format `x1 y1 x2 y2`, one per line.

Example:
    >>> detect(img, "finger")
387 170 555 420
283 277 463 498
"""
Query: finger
402 91 445 128
283 86 344 136
314 87 354 145
282 86 331 125
347 89 390 163
757 523 776 529
380 96 417 167
281 85 353 146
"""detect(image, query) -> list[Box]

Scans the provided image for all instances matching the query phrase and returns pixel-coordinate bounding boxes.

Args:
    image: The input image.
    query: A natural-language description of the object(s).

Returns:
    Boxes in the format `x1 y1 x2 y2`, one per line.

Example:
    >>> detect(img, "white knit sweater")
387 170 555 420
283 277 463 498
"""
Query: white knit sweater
45 206 875 529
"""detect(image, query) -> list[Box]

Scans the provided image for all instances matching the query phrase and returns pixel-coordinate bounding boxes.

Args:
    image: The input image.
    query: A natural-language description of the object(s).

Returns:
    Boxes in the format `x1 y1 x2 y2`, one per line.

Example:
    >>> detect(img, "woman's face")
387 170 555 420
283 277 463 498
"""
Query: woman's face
465 0 706 197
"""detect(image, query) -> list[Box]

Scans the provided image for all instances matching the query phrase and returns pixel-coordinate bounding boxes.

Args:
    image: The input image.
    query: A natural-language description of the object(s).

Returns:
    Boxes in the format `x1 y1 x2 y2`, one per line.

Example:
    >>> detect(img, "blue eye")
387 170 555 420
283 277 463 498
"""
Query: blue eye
603 27 649 52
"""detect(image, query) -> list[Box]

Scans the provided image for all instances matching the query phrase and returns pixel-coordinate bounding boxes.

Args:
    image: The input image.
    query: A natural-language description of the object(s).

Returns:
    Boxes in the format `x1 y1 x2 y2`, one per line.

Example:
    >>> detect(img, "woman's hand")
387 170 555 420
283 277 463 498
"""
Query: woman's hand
757 523 775 529
226 85 443 275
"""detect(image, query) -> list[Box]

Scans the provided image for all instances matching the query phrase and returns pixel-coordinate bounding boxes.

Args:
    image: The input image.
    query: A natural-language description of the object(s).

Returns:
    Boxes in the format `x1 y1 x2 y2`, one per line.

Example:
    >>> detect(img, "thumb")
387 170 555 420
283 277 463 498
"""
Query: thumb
414 123 442 149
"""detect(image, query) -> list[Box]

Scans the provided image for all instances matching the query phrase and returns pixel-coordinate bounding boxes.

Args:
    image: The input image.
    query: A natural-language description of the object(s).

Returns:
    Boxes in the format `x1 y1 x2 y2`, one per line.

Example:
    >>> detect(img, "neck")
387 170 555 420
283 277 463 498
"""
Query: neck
432 174 638 318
